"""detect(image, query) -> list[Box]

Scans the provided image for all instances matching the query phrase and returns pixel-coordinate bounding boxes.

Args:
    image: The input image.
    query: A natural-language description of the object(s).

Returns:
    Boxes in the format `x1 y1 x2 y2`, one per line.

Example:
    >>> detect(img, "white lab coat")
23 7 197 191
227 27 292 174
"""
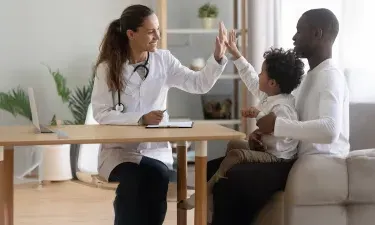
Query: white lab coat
91 49 227 180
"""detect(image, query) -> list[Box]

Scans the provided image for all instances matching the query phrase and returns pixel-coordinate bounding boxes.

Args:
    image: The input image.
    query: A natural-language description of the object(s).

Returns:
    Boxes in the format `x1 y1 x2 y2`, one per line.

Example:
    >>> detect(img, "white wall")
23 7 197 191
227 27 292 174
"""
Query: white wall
0 0 143 126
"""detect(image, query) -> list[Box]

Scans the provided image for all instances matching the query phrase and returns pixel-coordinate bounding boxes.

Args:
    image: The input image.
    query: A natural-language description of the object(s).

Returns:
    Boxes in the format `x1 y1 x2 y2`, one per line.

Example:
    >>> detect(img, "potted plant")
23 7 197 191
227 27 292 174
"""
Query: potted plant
0 67 72 182
198 3 219 29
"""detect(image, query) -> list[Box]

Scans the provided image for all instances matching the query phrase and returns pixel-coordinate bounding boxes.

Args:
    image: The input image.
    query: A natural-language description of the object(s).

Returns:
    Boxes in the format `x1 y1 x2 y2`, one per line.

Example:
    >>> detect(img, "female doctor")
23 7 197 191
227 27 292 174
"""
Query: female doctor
91 4 228 225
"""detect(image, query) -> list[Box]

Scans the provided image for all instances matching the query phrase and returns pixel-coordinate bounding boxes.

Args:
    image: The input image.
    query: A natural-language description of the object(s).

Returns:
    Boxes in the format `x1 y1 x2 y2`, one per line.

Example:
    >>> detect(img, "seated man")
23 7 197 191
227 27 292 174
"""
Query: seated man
208 8 350 225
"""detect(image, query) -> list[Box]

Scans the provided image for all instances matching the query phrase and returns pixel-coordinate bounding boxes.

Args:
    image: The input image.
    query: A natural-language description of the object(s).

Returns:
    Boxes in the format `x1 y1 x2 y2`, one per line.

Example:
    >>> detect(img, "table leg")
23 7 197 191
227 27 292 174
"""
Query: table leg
2 147 14 225
194 141 207 225
0 146 4 225
177 141 187 225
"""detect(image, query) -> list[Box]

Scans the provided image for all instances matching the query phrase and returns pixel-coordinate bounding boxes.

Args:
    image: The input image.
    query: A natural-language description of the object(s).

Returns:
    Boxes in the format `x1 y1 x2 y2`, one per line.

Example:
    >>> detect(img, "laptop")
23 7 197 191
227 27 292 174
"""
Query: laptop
28 87 54 133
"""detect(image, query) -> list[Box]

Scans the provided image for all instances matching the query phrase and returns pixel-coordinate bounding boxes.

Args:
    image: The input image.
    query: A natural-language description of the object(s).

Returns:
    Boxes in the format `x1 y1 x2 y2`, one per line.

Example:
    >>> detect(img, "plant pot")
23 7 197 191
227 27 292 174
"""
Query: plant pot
201 17 215 29
40 144 72 181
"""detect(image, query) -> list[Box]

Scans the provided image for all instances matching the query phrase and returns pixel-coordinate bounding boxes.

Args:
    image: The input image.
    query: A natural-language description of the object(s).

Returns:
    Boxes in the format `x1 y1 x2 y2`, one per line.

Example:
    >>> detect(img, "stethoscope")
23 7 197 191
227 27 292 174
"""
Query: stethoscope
115 52 150 112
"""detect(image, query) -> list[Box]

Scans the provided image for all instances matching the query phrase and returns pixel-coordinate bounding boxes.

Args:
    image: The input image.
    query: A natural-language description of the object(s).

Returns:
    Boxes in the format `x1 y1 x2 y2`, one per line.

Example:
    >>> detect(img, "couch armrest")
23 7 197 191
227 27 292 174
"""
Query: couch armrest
284 155 348 206
347 149 375 203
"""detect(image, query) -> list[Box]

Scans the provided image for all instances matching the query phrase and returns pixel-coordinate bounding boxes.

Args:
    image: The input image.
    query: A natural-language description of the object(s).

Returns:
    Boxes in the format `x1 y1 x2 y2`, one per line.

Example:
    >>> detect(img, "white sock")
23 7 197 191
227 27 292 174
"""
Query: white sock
178 193 195 209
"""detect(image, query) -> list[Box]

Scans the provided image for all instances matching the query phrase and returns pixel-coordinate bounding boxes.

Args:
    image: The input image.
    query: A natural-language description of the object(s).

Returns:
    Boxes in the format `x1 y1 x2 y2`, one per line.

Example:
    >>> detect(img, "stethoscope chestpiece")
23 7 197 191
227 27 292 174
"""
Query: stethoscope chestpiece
115 103 125 112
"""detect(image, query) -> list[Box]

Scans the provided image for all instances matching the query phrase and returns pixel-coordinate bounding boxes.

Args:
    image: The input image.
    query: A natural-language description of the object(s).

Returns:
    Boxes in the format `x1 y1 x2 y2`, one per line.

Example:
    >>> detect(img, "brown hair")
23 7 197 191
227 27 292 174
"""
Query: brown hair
94 4 154 92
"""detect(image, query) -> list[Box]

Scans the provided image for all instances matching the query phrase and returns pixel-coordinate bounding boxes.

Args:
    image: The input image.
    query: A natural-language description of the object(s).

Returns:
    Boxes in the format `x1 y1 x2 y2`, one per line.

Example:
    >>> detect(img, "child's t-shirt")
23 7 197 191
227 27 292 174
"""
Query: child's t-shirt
255 94 298 159
233 56 299 160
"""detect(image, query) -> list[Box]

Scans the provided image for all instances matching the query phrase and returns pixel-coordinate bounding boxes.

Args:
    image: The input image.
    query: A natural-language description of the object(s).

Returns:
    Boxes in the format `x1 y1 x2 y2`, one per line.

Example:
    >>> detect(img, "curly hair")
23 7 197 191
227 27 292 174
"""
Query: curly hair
263 48 305 94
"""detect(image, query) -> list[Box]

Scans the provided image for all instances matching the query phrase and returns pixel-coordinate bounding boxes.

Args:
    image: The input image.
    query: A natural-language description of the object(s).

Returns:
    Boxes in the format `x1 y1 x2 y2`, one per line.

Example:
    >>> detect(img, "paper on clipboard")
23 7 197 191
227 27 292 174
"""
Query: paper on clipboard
146 121 194 128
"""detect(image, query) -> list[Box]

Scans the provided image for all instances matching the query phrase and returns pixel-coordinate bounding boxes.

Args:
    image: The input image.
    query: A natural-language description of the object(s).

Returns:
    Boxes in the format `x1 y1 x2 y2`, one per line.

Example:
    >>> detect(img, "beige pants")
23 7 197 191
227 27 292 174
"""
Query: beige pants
220 140 282 175
207 139 284 194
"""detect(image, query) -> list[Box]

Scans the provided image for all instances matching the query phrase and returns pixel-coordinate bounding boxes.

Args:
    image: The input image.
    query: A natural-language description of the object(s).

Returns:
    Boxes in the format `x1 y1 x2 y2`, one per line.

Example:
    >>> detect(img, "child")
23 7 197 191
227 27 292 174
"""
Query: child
178 29 305 211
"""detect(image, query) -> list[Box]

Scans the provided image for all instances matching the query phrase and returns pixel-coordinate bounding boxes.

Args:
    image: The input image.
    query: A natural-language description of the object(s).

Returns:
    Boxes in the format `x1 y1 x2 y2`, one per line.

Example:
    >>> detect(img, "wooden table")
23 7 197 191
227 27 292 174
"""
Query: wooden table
0 123 245 225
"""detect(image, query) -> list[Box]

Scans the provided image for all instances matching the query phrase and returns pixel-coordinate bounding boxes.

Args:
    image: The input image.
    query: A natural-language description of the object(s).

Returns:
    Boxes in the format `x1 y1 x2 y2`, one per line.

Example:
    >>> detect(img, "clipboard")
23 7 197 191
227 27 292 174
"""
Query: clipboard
146 121 194 128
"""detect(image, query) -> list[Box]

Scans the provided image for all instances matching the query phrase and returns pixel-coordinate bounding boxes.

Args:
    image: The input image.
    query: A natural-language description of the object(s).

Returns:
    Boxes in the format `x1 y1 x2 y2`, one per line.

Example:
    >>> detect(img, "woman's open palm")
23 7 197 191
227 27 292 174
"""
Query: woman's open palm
214 21 228 62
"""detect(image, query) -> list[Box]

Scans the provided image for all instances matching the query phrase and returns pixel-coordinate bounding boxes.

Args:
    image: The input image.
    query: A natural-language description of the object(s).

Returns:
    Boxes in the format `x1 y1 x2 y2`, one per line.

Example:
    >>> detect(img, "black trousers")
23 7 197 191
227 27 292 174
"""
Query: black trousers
208 157 296 225
108 157 170 225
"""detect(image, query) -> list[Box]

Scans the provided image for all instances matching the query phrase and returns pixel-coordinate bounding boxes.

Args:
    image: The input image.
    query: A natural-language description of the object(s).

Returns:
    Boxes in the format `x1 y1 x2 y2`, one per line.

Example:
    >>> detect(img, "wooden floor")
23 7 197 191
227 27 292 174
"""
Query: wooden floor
14 181 195 225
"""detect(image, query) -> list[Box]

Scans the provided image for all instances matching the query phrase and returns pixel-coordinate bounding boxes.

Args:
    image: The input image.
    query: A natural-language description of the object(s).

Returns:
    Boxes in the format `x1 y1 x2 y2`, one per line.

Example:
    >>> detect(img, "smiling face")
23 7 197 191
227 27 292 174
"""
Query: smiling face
126 13 160 52
292 15 316 58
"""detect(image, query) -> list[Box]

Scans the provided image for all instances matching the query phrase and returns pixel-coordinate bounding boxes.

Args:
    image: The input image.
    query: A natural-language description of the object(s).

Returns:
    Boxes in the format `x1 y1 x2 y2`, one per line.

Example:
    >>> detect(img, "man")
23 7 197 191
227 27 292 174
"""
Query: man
209 8 349 225
257 8 349 156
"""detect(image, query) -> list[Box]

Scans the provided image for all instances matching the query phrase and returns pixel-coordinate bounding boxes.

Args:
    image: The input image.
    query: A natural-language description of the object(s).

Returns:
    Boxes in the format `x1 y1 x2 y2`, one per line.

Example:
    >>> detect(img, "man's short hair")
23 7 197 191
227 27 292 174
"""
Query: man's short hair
303 8 339 42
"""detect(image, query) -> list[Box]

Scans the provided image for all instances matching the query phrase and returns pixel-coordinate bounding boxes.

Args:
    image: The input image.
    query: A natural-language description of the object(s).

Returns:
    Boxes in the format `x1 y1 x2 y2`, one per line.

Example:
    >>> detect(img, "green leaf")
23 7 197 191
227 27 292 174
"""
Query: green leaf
63 120 75 125
0 87 32 121
50 114 57 125
67 78 93 125
43 64 71 103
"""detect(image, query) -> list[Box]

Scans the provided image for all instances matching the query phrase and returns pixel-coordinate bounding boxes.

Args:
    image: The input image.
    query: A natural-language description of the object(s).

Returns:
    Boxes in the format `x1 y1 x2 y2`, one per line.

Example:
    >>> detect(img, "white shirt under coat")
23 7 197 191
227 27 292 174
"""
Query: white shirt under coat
91 49 228 180
274 59 350 157
233 56 299 159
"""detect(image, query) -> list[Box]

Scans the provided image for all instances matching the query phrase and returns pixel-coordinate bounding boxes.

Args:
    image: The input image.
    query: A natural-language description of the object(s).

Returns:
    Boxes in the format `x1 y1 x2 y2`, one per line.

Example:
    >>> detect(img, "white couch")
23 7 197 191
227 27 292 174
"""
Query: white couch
254 149 375 225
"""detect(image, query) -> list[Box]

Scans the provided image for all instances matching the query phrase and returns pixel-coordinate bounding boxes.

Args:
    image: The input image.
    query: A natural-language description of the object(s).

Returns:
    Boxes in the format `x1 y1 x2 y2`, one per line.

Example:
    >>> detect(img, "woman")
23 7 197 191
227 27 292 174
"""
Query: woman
91 4 228 225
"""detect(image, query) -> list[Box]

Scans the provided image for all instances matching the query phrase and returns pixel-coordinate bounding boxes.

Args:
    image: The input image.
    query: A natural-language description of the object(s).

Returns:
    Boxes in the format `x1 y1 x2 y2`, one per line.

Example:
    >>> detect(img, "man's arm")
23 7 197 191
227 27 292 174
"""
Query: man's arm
273 70 347 143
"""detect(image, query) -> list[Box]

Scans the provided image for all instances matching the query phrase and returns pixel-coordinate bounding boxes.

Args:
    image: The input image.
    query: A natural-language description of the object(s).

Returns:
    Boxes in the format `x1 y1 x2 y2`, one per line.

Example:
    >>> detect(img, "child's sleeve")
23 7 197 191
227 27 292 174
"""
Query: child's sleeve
233 56 267 101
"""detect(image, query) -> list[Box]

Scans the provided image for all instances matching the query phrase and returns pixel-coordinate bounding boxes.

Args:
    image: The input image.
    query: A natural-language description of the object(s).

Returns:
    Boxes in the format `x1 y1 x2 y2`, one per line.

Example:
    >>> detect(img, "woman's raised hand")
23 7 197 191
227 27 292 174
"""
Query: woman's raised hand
214 21 228 63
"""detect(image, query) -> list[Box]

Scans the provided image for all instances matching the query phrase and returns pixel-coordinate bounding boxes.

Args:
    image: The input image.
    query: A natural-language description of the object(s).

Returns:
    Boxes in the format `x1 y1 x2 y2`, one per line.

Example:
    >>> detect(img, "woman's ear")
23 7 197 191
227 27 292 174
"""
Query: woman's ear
126 29 135 40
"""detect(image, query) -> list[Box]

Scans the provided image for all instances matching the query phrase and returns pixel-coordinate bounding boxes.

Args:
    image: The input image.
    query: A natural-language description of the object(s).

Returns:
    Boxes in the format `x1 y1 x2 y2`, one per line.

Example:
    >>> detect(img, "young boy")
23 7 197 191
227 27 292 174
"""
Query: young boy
178 30 305 211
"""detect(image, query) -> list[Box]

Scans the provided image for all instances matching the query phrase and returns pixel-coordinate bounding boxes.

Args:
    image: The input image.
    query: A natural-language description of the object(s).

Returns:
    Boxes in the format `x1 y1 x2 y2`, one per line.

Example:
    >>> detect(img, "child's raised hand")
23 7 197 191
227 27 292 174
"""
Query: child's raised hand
241 106 261 118
225 30 242 59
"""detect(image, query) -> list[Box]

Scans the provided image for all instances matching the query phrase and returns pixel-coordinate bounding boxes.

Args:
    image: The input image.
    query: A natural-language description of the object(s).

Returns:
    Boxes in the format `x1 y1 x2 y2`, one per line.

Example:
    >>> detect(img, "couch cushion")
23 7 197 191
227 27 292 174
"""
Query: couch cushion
284 155 348 205
347 149 375 203
347 204 375 225
286 205 347 225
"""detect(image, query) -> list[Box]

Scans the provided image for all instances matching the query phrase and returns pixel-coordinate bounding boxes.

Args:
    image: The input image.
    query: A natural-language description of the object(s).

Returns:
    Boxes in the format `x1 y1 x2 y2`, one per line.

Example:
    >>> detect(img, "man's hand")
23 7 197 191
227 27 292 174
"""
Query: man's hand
225 29 242 60
256 112 277 134
214 21 227 63
142 110 164 125
248 129 265 151
241 106 260 118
